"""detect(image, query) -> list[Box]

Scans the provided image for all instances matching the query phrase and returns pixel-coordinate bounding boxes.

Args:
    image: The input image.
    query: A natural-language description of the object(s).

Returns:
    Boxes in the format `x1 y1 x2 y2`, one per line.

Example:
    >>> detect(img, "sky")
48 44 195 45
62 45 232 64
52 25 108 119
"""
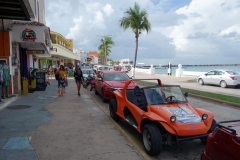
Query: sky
45 0 240 65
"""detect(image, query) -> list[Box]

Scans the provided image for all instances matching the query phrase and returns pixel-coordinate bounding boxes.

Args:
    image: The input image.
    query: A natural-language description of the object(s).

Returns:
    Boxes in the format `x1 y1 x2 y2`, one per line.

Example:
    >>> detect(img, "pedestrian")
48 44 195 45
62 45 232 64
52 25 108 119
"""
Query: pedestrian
74 66 84 96
56 65 67 96
48 66 53 79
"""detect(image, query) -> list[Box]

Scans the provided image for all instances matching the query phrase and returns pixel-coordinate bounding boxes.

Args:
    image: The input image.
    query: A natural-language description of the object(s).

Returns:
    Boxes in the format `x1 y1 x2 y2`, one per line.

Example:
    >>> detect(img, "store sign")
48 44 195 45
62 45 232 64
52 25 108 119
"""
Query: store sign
87 57 92 64
26 50 44 55
21 28 37 42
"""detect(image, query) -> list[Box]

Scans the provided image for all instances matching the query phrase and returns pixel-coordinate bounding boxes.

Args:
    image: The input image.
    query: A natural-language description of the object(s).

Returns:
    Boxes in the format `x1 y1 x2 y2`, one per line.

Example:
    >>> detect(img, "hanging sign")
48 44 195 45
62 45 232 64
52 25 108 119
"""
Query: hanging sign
21 28 37 42
26 50 44 55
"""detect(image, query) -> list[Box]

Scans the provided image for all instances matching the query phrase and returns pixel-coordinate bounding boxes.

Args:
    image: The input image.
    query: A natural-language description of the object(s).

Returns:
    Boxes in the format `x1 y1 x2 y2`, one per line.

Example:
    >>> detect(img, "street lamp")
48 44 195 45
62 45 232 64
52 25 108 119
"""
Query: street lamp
97 35 112 65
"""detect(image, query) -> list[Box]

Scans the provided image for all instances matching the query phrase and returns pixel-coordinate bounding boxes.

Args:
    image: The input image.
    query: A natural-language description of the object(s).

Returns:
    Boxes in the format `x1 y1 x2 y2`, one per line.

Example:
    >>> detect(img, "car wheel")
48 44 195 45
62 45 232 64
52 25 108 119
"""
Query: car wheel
200 119 217 144
220 80 227 88
198 79 204 85
142 124 162 156
109 98 121 121
101 89 106 102
95 85 98 95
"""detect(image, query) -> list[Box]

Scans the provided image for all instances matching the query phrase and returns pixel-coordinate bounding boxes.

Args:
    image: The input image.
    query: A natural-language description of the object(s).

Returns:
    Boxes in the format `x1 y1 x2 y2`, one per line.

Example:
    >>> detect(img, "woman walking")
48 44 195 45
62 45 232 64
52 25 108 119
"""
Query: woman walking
74 66 84 96
57 65 67 96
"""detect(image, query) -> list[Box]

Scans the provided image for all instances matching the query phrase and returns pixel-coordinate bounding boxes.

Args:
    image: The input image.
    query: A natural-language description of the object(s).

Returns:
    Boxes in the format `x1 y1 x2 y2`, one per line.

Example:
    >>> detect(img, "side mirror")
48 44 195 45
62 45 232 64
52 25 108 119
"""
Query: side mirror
205 73 207 76
184 92 188 97
98 78 102 81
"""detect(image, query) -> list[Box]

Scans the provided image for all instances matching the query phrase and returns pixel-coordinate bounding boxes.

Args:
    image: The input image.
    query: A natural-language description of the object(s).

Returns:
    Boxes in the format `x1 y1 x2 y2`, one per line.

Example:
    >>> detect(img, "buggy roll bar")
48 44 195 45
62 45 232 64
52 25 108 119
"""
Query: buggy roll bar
218 120 240 134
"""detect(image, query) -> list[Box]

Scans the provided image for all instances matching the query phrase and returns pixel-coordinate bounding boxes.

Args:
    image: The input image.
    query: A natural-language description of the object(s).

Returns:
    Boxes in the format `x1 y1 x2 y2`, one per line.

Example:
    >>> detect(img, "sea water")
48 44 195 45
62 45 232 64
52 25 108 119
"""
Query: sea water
154 66 240 75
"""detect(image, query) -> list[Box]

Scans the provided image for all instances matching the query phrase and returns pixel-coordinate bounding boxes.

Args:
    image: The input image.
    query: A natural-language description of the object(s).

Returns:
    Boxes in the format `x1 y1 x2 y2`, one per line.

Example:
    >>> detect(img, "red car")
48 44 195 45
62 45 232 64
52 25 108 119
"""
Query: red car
201 120 240 160
94 71 137 102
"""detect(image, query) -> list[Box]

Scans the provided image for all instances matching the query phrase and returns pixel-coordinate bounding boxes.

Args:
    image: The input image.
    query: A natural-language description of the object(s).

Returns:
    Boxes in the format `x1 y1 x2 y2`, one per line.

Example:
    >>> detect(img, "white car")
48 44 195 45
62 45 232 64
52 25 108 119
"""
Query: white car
197 70 240 88
82 69 96 80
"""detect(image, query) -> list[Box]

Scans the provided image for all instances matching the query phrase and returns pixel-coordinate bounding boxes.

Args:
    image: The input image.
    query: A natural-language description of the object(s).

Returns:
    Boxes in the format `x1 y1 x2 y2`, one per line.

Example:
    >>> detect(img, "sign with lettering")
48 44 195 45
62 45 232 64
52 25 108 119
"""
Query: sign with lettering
26 50 44 55
21 28 37 42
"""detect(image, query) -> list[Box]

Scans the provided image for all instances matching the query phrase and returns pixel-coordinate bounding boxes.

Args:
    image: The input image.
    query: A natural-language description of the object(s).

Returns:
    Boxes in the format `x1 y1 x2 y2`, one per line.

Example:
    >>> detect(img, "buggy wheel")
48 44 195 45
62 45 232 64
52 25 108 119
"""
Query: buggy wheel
94 85 98 95
142 124 162 156
200 119 217 144
109 98 121 121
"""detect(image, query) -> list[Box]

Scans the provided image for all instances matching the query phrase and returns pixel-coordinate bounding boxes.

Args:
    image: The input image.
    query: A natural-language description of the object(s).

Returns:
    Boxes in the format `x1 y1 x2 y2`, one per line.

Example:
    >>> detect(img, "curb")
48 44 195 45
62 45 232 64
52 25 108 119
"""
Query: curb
137 82 240 108
84 88 152 160
0 95 19 110
188 93 240 108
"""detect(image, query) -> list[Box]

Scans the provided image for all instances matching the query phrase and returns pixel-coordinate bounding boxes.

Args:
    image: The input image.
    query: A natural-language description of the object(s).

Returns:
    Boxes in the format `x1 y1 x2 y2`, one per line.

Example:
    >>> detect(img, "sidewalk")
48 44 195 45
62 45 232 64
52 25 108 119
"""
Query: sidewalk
0 79 144 160
0 95 18 110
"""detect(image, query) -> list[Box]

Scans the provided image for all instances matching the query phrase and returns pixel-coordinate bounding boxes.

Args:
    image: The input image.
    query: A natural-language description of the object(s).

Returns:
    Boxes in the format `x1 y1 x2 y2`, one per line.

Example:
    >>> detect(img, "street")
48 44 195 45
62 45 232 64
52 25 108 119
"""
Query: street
87 83 240 160
1 79 240 160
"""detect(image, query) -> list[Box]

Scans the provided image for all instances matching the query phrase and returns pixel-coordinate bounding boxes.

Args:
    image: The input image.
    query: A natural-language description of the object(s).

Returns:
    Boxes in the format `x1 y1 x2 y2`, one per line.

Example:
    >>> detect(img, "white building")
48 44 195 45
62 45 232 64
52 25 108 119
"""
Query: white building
0 0 52 95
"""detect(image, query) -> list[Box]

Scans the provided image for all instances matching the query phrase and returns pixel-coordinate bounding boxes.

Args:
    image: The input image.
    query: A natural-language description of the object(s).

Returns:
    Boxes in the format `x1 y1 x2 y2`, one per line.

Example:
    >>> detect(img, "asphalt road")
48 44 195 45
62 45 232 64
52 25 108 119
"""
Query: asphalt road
86 86 240 160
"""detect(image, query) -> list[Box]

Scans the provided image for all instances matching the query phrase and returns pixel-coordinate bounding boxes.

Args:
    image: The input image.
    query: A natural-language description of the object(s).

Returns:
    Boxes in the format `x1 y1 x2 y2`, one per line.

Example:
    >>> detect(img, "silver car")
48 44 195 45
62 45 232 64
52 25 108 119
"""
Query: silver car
82 69 95 80
197 70 240 88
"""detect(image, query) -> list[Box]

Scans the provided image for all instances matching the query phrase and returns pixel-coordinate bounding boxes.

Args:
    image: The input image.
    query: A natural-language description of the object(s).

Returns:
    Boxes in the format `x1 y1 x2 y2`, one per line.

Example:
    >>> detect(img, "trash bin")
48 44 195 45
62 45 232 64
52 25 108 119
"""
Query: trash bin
22 79 28 94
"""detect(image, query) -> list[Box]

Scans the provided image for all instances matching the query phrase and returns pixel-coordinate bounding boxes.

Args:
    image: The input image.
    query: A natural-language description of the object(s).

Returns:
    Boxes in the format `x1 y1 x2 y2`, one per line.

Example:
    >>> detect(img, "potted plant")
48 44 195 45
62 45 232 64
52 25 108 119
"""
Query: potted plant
22 77 28 94
30 68 38 88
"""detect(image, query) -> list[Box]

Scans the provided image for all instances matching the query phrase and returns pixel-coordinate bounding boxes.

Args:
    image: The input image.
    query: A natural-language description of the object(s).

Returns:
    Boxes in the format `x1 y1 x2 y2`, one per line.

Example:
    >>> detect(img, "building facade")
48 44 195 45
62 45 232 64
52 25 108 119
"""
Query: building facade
0 0 52 95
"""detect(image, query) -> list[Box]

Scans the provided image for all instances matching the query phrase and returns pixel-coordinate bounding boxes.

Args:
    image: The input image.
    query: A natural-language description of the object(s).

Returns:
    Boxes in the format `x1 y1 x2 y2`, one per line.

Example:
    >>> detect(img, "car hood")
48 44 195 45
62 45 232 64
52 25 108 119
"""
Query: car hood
148 104 213 136
104 81 137 88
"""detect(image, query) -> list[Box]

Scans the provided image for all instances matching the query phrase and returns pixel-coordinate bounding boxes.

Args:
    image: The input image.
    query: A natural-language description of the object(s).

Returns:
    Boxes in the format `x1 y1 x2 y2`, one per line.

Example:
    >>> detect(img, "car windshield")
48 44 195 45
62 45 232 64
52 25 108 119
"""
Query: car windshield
226 71 240 75
82 70 95 74
143 86 187 105
99 67 109 70
104 73 129 81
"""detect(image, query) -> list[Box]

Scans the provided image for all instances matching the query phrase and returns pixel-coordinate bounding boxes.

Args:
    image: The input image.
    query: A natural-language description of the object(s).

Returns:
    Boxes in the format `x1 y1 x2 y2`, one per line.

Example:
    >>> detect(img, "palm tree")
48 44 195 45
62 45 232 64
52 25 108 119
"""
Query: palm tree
115 61 120 65
98 37 115 65
119 2 151 78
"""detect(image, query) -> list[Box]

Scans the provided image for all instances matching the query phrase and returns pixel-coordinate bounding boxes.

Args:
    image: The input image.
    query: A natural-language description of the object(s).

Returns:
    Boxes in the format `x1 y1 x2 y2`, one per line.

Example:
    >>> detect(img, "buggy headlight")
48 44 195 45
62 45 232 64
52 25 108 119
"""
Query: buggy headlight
105 87 115 91
170 116 176 122
202 114 208 120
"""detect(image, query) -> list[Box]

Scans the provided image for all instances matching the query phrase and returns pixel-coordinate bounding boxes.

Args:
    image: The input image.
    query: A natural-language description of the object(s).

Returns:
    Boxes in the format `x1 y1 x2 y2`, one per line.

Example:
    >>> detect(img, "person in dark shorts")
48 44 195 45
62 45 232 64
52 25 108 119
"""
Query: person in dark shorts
74 66 84 96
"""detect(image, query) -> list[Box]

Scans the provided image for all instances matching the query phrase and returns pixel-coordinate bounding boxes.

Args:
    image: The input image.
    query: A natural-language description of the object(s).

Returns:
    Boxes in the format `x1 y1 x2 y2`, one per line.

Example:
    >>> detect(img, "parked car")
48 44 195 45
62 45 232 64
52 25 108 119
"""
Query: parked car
82 69 95 80
109 79 216 156
201 120 240 160
198 70 240 88
95 66 110 75
94 71 137 102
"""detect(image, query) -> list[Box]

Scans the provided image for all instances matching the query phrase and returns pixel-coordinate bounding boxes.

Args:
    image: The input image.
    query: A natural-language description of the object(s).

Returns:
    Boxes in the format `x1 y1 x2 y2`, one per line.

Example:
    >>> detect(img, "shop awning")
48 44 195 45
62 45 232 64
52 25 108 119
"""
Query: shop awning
50 44 78 60
0 0 35 21
75 60 80 62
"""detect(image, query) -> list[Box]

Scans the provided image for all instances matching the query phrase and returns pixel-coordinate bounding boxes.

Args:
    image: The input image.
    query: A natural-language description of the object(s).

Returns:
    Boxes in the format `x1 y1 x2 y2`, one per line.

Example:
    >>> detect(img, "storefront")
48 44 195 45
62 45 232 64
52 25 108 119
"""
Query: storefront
11 21 52 94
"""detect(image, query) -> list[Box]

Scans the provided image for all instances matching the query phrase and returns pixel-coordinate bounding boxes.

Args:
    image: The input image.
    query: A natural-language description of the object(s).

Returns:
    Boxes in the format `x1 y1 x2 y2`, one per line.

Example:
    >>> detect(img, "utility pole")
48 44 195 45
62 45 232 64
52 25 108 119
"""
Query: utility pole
97 35 112 65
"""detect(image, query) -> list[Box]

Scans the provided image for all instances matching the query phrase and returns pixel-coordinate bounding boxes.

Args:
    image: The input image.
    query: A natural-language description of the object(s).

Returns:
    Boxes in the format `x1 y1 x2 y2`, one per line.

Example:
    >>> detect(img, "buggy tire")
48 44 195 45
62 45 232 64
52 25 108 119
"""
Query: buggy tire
109 99 121 121
200 119 217 144
142 124 162 156
95 85 98 95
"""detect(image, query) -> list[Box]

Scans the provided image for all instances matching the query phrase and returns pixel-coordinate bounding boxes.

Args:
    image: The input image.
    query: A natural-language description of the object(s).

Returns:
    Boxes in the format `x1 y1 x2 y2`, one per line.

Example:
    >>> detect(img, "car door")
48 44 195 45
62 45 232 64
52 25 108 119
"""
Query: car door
204 71 216 84
214 71 225 85
95 72 101 92
96 72 103 93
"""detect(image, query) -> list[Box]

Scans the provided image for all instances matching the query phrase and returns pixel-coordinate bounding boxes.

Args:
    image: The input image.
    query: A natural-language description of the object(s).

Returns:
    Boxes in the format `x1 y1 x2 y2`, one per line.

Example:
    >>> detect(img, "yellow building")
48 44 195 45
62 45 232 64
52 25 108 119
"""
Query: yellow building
39 31 78 69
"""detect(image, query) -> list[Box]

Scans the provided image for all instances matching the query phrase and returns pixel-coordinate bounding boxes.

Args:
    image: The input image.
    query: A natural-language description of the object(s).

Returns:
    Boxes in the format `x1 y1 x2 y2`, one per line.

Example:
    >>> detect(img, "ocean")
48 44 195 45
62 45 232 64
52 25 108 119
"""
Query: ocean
154 66 240 75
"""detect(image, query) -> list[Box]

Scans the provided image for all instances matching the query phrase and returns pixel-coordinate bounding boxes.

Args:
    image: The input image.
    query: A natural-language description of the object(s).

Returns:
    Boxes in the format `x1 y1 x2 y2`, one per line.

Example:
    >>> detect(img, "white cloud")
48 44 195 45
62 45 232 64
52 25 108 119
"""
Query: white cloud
103 4 114 16
45 0 240 65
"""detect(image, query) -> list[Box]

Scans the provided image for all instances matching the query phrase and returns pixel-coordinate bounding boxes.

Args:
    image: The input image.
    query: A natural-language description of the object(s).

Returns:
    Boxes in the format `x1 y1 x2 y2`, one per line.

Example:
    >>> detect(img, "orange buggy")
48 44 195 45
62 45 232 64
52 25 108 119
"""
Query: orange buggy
109 79 216 156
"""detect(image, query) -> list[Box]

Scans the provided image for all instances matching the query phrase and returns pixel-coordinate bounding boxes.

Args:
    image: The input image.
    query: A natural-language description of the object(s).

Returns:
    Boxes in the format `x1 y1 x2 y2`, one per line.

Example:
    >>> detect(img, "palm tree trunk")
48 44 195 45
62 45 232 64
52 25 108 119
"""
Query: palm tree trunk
133 36 138 78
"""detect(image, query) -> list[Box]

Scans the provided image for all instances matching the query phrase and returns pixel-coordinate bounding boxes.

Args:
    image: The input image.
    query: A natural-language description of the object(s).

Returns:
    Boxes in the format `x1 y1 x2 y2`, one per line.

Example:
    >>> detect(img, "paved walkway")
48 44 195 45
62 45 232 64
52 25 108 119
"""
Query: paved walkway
0 79 144 160
129 71 240 97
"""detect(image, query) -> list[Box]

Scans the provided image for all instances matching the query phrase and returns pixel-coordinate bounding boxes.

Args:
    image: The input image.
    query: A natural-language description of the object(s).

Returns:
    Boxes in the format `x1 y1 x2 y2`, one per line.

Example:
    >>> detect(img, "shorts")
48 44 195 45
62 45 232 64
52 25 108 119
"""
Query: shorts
75 80 82 85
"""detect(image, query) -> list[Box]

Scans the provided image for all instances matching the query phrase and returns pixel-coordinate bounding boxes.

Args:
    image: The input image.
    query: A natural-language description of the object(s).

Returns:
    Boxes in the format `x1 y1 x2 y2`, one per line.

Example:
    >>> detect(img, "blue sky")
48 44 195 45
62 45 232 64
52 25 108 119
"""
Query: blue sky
45 0 240 65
